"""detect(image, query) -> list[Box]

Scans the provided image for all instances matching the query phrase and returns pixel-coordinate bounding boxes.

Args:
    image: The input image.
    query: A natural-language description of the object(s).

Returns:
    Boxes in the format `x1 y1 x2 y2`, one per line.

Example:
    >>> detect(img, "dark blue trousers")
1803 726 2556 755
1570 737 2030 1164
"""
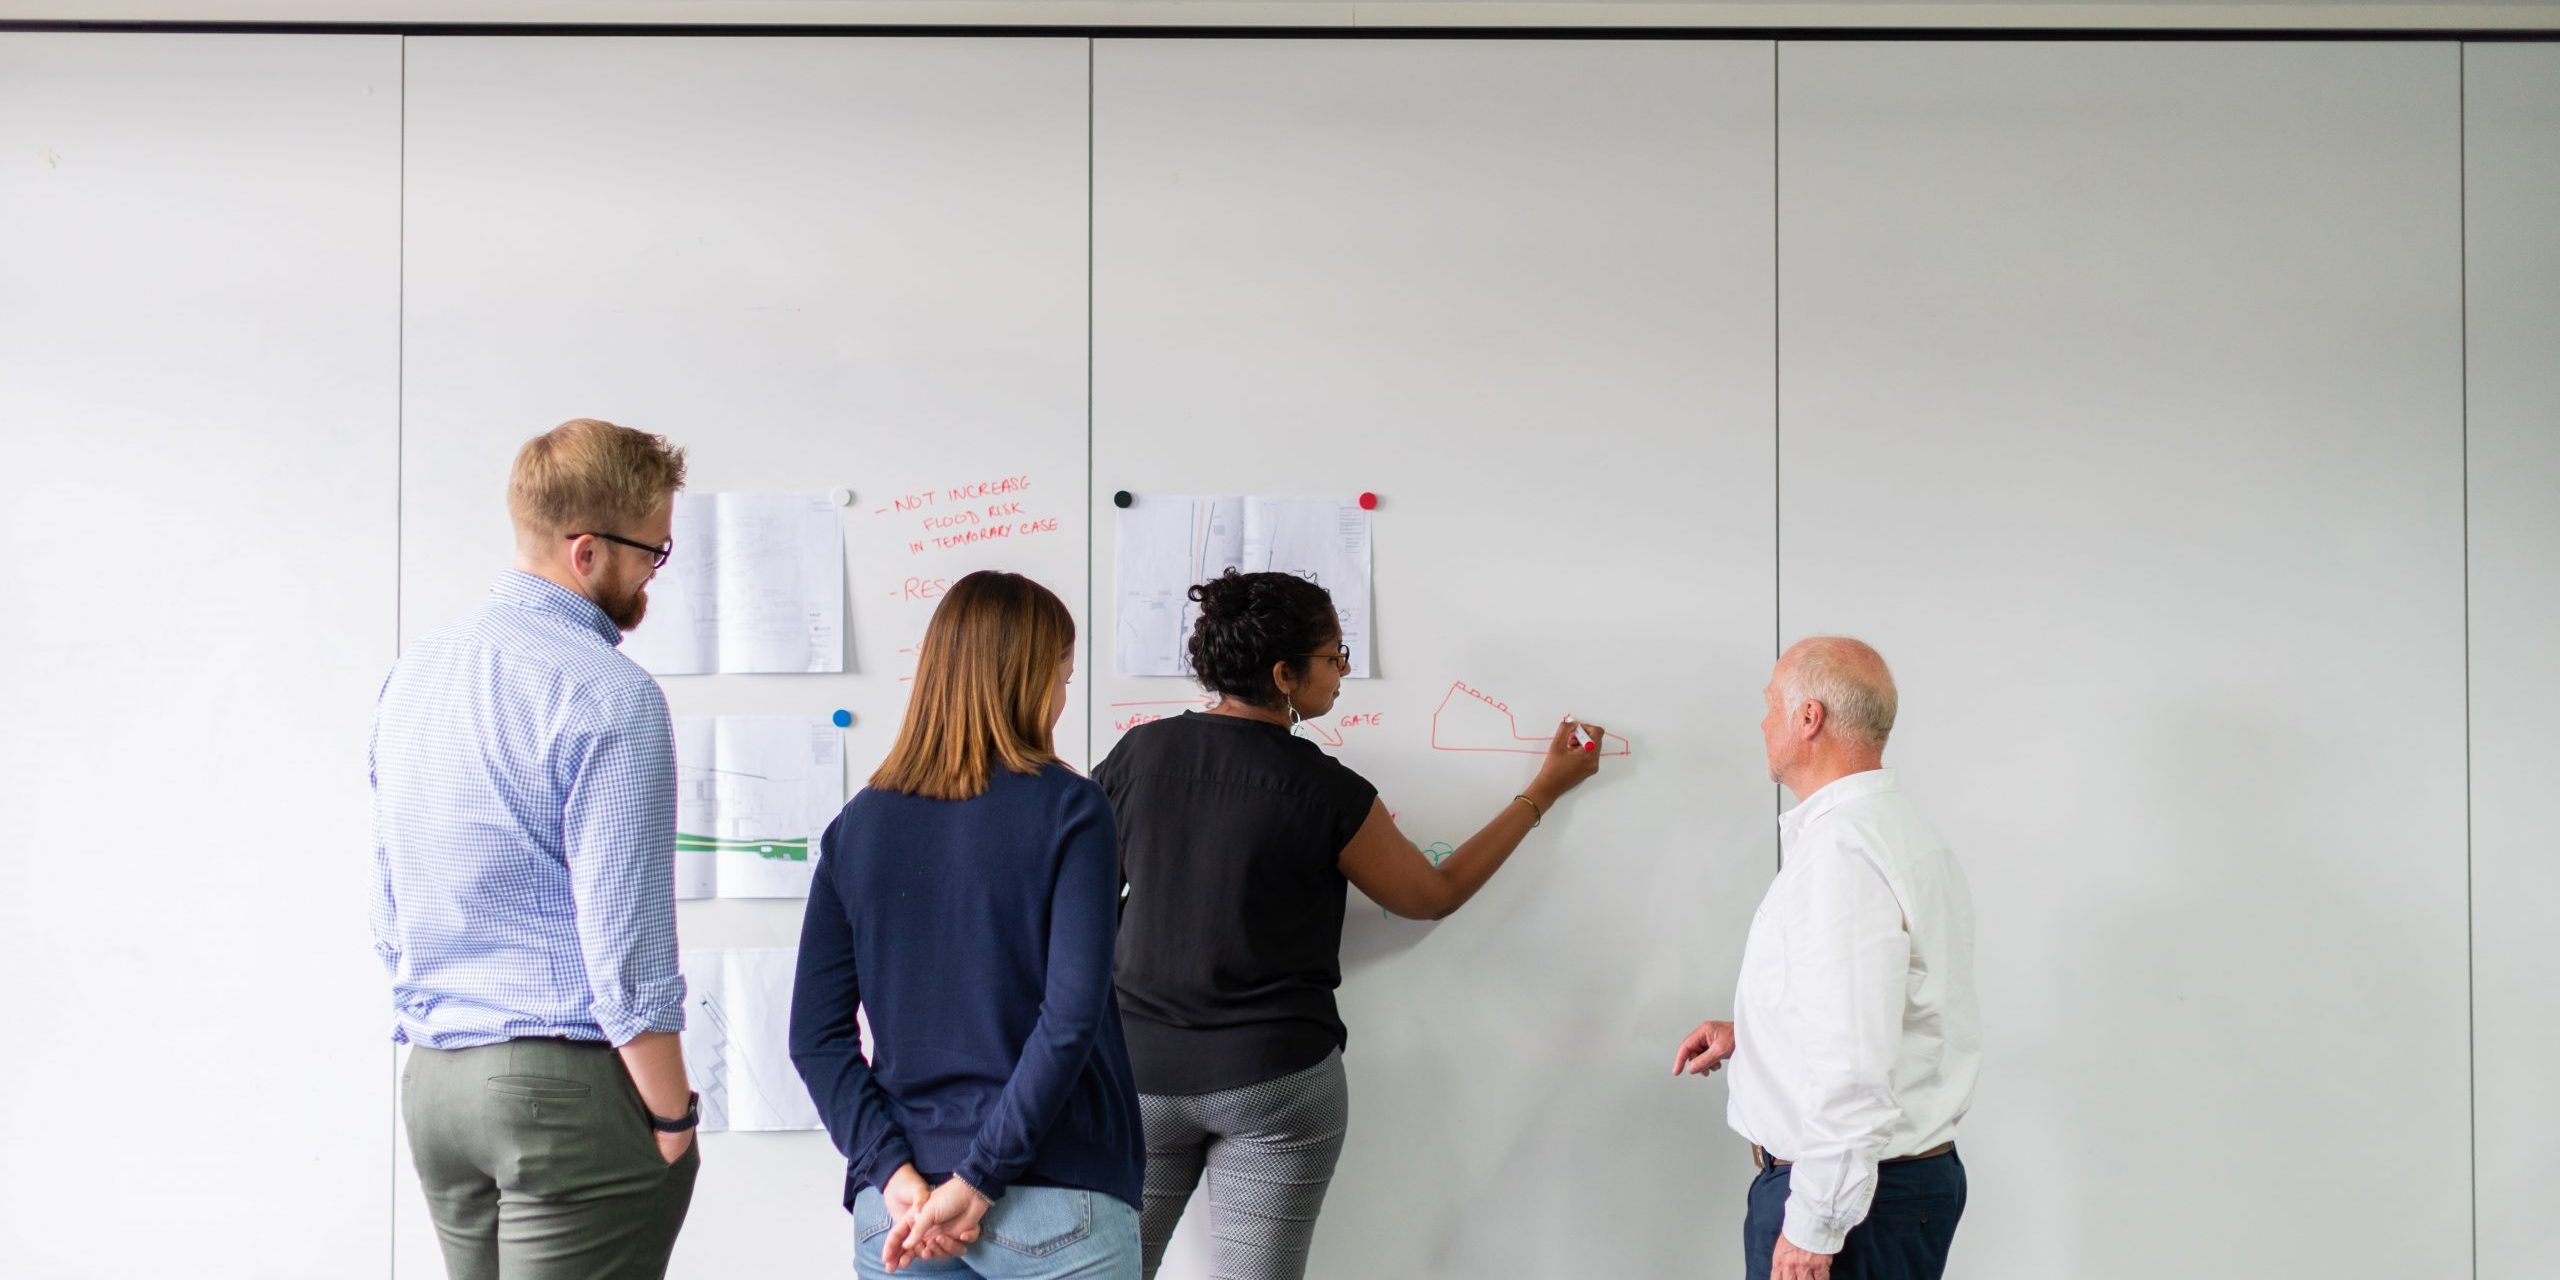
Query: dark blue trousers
1743 1149 1966 1280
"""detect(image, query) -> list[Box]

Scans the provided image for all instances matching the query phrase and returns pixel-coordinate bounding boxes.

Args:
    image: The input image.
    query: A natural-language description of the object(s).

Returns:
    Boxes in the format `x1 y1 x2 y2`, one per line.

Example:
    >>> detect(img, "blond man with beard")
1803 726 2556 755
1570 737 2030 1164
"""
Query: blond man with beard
370 419 702 1280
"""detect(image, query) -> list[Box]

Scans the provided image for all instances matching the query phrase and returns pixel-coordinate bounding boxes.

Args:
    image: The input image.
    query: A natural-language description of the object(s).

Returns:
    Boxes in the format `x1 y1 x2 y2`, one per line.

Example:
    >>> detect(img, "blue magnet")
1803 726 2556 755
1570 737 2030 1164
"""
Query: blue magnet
831 709 853 728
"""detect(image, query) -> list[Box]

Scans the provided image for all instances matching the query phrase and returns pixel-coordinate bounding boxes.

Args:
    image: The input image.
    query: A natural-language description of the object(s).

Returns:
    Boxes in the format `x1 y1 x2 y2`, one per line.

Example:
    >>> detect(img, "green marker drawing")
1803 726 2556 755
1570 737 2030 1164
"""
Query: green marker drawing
1382 841 1458 919
677 834 812 862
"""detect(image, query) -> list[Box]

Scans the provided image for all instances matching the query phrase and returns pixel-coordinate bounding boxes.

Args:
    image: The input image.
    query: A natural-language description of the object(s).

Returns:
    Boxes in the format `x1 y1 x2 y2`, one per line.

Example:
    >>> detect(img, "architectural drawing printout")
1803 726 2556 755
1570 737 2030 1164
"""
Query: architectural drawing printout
679 947 823 1133
621 492 845 675
674 716 845 899
1114 496 1372 678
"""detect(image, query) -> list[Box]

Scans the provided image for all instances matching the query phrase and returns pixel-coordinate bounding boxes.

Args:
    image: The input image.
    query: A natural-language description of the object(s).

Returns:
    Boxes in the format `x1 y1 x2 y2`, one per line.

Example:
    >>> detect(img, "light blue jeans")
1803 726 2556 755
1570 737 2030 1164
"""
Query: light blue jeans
851 1184 1140 1280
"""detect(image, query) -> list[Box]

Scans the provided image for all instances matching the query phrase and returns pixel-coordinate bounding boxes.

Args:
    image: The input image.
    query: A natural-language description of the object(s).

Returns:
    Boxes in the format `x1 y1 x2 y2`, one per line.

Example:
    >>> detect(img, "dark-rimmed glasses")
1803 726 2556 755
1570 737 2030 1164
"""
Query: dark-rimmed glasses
567 530 674 569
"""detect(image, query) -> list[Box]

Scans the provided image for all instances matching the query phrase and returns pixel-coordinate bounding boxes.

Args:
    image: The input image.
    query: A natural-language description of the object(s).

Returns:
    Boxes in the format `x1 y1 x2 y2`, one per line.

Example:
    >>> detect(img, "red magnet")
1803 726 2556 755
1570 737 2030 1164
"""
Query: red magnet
1357 492 1378 511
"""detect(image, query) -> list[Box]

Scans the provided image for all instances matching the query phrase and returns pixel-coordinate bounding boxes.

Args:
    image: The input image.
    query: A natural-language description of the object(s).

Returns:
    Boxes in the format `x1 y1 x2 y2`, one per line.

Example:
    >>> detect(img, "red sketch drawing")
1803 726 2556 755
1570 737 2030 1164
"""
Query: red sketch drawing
1107 693 1217 733
1110 697 1390 750
1107 694 1219 712
1430 681 1629 757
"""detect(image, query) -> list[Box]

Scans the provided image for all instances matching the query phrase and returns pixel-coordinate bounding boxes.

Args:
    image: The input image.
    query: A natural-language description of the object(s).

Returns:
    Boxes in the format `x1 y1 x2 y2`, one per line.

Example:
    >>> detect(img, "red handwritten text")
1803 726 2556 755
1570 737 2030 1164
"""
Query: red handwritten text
948 476 1032 502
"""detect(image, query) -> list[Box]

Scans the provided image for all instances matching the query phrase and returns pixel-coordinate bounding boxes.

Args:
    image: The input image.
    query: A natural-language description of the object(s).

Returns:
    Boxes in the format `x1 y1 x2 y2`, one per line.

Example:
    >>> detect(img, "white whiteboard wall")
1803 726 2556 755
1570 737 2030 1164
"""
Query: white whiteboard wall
4 28 2539 1280
395 36 1091 1278
1775 41 2470 1280
2464 40 2560 1280
0 32 401 1280
1093 39 1779 1279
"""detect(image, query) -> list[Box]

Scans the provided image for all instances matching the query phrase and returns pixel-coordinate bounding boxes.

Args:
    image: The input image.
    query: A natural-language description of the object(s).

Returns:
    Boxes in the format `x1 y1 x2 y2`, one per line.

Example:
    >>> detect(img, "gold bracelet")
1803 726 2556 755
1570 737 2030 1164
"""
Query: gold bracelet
1512 793 1545 828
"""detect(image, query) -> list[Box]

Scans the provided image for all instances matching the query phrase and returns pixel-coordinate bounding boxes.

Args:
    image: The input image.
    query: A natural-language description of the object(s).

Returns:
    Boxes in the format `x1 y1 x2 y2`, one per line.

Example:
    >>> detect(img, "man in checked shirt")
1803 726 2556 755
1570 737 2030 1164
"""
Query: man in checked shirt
371 419 700 1280
1674 638 1982 1280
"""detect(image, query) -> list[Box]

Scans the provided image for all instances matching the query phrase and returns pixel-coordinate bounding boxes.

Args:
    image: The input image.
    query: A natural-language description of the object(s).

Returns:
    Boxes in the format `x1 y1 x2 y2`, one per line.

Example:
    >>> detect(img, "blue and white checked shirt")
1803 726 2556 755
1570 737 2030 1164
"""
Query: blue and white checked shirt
368 570 685 1049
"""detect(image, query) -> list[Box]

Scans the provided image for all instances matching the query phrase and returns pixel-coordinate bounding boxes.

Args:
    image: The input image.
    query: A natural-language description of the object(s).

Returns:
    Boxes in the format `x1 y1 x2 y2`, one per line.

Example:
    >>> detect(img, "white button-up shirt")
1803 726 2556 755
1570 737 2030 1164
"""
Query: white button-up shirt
1727 768 1980 1254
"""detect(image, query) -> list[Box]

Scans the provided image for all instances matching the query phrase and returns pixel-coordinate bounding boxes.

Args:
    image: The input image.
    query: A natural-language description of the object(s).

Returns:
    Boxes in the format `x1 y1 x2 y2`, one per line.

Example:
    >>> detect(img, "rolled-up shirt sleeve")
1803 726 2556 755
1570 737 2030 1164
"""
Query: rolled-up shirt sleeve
561 680 687 1045
1781 836 1912 1254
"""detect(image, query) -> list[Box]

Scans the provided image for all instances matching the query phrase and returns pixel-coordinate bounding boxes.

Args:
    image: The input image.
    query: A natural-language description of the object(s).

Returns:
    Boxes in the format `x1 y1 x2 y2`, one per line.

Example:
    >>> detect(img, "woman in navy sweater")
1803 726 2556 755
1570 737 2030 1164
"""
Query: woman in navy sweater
791 570 1142 1279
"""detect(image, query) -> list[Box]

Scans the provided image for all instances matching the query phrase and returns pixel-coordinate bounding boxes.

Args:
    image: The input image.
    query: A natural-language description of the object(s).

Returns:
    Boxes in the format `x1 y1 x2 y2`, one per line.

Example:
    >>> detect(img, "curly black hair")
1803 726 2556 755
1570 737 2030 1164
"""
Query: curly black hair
1186 569 1339 708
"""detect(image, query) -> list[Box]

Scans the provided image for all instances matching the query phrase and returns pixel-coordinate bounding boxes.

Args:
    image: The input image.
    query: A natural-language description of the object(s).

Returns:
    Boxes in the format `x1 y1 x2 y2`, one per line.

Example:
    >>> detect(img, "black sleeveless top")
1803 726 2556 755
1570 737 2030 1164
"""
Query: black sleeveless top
1094 712 1380 1095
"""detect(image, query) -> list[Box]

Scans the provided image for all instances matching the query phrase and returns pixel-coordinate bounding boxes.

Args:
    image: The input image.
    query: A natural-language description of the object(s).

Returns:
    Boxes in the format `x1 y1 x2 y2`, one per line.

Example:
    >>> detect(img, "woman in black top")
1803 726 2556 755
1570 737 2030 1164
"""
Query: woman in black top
1093 570 1605 1280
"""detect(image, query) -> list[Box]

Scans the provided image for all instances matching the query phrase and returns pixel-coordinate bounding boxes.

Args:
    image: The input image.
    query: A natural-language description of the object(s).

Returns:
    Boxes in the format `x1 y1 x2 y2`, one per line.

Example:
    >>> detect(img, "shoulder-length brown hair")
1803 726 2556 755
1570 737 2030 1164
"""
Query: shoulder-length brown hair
869 571 1077 801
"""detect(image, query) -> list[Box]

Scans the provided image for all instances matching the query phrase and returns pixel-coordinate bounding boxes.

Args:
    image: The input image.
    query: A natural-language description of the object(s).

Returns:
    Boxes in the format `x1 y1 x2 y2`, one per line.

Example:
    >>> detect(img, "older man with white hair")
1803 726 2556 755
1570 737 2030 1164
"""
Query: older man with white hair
1672 637 1980 1280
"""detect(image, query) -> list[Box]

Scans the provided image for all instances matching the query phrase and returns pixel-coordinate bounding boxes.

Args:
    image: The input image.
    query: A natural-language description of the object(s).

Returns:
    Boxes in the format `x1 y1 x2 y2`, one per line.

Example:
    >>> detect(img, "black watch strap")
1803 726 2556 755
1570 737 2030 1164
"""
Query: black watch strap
648 1091 700 1134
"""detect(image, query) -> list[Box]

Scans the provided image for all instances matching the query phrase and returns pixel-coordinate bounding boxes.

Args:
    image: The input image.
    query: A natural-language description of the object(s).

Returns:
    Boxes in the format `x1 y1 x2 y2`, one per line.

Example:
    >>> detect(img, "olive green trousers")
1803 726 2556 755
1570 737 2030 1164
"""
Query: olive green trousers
403 1038 699 1280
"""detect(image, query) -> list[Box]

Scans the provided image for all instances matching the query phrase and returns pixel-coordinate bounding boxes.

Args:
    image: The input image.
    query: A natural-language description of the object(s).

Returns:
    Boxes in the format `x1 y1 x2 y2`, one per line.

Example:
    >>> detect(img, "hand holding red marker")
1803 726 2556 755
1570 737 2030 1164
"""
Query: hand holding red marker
1525 717 1606 813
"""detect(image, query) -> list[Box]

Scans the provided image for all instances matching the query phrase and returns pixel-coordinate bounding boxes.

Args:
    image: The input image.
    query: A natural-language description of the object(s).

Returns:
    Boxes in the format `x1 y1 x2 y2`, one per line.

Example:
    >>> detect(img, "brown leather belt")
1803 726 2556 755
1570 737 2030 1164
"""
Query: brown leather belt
1753 1141 1954 1171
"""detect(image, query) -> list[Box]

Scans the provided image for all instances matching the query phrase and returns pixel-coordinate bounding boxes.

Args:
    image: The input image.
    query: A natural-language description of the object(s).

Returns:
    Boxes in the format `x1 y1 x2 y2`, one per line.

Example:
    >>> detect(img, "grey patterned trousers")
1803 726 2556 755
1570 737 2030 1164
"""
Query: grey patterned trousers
1137 1050 1350 1280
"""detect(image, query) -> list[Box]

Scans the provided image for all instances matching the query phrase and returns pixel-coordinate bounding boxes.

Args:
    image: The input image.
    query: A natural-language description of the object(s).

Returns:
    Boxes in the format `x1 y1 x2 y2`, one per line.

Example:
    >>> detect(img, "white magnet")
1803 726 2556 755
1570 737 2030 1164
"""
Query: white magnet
828 487 854 508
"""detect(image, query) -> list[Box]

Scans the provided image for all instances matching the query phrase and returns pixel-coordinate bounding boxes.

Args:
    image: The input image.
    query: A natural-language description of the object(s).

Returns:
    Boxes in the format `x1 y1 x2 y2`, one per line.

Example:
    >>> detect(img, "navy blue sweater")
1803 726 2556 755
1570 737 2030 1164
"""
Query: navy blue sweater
789 763 1143 1213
